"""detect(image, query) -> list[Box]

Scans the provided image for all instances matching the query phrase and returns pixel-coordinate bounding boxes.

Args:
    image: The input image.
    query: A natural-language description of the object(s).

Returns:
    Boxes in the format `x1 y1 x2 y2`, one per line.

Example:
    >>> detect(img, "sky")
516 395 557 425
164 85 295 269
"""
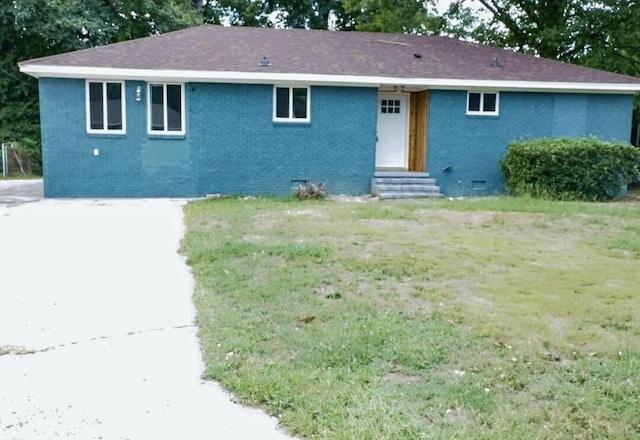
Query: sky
436 0 456 14
436 0 483 14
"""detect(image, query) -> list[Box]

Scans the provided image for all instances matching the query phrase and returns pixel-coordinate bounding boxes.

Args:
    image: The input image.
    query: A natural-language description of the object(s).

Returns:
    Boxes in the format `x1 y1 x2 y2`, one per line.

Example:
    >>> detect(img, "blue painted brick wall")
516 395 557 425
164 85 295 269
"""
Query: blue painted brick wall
189 84 377 196
427 90 634 197
39 79 377 197
39 78 195 197
38 78 633 199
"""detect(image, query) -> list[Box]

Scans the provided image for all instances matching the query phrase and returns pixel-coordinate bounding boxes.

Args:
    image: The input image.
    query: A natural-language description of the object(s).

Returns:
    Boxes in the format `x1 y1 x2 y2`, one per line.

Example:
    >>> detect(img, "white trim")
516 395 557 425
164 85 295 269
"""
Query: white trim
147 83 186 135
466 91 500 116
272 86 311 123
19 64 640 94
85 80 126 134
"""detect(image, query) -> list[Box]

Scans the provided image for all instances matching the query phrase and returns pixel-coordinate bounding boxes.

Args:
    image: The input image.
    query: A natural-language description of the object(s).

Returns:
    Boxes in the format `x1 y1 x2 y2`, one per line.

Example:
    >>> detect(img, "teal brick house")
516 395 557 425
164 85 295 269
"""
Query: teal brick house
19 25 640 198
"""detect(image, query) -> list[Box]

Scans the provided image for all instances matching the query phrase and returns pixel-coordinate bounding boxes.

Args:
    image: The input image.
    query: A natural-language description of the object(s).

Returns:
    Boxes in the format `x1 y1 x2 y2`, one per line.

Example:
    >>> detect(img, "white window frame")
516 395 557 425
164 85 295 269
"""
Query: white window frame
466 91 500 116
147 83 186 135
273 86 310 123
85 80 126 134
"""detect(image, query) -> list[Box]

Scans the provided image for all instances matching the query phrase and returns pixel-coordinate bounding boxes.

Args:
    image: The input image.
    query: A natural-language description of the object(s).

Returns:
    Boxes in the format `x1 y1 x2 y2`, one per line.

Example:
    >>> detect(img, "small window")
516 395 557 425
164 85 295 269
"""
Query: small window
467 92 499 115
86 81 125 133
381 99 401 114
273 86 310 122
148 83 185 134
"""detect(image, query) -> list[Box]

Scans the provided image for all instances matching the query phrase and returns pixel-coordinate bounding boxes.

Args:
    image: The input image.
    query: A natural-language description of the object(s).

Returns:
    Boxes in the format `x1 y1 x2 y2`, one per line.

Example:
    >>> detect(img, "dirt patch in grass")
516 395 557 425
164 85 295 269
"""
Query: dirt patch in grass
183 197 640 439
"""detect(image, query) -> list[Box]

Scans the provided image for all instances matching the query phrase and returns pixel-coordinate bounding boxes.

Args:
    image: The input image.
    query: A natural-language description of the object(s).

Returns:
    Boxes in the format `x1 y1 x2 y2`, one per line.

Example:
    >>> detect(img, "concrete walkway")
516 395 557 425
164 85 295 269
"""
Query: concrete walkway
0 181 295 439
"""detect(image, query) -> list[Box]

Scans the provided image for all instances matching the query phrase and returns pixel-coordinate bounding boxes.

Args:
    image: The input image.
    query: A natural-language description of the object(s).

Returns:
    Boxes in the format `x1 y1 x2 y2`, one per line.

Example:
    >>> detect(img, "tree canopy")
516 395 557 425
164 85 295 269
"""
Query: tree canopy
341 0 444 34
445 0 640 78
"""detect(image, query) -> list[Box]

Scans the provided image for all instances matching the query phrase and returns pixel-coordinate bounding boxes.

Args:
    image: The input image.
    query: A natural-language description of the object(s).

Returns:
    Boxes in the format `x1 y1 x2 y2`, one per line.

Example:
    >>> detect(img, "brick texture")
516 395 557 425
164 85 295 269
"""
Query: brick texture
38 79 633 198
427 90 634 197
190 83 377 196
39 79 377 197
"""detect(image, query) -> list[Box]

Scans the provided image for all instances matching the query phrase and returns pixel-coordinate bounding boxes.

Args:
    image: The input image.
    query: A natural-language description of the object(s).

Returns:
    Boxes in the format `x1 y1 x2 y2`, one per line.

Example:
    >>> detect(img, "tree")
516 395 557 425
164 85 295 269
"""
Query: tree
199 0 349 29
444 0 640 77
476 0 578 59
573 0 640 78
198 0 445 32
342 0 444 34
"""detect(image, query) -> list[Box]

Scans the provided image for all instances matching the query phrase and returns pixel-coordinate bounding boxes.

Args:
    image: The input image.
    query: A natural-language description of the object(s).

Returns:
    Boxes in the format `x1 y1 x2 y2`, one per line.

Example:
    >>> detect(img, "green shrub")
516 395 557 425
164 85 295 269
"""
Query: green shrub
500 138 640 201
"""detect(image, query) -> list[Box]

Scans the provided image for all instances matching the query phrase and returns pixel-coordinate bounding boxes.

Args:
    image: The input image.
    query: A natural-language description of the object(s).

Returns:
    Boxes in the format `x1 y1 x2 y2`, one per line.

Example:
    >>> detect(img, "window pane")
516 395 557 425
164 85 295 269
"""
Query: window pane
483 93 497 112
292 88 307 119
468 93 481 112
89 82 104 130
106 83 122 130
166 84 182 131
275 87 289 118
150 84 164 131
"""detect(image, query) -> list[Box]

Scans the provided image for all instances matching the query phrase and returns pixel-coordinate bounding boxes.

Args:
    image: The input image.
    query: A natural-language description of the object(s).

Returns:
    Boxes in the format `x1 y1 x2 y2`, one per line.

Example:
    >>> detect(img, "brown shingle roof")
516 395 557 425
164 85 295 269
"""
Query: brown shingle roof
20 25 640 88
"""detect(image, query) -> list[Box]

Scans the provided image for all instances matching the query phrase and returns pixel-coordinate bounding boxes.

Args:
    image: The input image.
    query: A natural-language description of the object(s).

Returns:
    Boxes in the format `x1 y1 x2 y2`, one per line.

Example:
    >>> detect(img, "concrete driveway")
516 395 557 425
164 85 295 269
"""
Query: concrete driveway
0 180 294 439
0 179 43 206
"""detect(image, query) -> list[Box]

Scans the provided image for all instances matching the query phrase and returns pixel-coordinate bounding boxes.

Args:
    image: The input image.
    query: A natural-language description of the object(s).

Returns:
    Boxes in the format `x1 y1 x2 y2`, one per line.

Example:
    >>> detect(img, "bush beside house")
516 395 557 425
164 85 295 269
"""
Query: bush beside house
501 138 640 201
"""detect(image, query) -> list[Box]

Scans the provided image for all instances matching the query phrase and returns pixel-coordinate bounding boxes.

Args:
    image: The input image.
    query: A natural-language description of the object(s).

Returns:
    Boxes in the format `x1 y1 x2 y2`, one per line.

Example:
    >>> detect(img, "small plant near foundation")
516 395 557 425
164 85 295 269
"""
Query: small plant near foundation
295 181 326 200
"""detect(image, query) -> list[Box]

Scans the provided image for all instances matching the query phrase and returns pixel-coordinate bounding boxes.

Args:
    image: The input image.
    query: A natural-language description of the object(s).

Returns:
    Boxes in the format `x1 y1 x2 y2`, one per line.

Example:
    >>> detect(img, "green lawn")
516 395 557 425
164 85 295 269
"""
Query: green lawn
182 196 640 439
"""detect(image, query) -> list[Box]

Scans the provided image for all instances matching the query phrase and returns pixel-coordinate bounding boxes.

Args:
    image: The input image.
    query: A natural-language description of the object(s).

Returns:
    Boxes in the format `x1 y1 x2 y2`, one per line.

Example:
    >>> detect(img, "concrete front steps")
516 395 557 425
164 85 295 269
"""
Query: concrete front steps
371 171 443 199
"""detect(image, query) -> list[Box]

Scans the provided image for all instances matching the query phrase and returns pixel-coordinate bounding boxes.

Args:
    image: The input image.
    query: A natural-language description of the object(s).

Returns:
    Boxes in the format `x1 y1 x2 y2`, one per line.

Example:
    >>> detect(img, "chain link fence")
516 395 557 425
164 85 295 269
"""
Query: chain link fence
1 143 31 178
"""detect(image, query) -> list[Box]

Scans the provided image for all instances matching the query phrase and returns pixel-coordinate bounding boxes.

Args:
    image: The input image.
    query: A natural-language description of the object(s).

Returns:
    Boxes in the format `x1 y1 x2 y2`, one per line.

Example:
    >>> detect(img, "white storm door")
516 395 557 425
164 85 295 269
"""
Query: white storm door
375 93 409 169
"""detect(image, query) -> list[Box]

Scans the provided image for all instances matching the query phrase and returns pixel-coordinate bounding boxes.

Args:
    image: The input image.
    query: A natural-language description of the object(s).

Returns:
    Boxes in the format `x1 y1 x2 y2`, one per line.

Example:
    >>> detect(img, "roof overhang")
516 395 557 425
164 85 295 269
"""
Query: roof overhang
19 64 640 94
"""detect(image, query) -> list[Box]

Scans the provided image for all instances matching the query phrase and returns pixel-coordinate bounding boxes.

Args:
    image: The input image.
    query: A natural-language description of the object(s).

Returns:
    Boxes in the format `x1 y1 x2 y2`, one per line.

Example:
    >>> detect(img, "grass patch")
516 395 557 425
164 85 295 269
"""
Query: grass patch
182 197 640 439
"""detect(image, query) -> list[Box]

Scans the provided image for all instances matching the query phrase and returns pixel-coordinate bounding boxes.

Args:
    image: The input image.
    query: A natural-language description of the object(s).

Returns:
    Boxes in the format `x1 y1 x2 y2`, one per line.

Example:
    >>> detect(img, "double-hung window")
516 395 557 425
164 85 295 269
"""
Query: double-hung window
86 81 125 134
273 86 310 122
148 83 185 134
467 91 499 115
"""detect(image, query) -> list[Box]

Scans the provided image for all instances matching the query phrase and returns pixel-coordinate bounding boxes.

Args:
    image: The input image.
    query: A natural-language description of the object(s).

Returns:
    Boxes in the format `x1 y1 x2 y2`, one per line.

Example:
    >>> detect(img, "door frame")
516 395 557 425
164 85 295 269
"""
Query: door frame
376 92 410 170
408 90 429 172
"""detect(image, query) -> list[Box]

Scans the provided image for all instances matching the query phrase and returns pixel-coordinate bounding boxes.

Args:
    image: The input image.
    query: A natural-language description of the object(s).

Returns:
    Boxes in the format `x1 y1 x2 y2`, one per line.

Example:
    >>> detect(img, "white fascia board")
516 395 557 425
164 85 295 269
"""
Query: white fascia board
434 79 640 94
19 64 640 94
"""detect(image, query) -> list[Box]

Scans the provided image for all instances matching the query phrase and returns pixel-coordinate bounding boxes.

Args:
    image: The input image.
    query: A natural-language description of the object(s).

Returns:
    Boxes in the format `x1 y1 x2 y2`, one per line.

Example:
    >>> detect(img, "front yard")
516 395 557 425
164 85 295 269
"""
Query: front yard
182 196 640 439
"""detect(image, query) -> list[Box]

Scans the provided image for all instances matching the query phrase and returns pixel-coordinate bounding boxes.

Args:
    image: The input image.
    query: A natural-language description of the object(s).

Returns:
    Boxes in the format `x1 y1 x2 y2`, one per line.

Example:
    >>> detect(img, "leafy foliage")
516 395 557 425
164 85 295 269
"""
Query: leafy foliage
467 0 581 59
341 0 444 34
500 138 640 201
199 0 349 29
199 0 445 32
446 1 639 68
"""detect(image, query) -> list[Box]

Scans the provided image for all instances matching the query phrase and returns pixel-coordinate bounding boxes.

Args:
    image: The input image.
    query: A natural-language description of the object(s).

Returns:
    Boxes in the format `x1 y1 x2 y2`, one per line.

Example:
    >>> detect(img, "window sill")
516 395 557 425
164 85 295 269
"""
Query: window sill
87 132 127 139
272 120 311 125
465 114 500 119
147 133 186 140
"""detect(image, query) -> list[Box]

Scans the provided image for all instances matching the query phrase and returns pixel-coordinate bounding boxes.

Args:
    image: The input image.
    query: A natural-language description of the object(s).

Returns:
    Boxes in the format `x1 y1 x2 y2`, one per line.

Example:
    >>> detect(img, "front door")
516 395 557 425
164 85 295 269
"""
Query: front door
376 93 409 169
